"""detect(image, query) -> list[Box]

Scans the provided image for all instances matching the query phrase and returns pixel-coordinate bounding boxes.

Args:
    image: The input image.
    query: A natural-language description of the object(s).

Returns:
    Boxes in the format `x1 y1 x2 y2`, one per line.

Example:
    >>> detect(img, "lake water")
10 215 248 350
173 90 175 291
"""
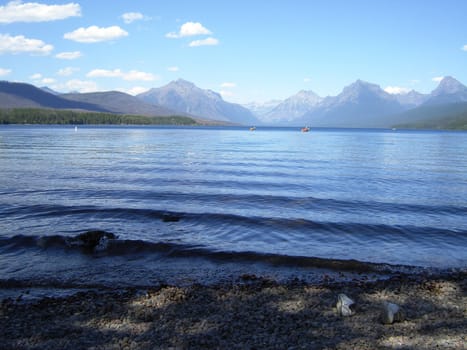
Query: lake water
0 126 466 289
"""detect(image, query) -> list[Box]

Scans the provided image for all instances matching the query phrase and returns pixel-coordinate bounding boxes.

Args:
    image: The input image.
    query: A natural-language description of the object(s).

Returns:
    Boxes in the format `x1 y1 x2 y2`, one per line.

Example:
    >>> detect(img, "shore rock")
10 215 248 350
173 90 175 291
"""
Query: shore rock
336 293 355 316
381 301 405 324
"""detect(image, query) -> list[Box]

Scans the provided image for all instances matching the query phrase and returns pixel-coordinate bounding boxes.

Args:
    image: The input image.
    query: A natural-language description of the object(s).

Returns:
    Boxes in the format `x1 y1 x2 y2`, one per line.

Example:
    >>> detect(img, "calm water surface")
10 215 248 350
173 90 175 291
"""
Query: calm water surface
0 126 466 287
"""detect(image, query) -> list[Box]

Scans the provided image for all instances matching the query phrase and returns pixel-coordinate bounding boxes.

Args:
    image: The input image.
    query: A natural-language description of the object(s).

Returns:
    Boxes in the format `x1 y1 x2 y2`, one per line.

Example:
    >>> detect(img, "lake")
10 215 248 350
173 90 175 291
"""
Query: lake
0 125 466 288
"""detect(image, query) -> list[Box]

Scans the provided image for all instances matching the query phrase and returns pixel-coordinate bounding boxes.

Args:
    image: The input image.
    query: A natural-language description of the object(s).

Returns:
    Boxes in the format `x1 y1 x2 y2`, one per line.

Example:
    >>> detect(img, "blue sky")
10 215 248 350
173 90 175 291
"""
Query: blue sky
0 0 466 103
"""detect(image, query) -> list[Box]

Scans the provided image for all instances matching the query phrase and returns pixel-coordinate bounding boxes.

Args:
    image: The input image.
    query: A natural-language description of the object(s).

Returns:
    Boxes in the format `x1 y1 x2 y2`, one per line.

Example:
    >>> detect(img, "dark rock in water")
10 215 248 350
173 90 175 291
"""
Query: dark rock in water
162 214 181 222
68 230 116 252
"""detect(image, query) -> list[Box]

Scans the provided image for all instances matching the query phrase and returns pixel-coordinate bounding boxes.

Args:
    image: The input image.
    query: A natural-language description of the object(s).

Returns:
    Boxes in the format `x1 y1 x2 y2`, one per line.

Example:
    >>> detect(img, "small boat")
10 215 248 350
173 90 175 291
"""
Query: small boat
74 126 78 132
301 126 310 132
249 126 256 131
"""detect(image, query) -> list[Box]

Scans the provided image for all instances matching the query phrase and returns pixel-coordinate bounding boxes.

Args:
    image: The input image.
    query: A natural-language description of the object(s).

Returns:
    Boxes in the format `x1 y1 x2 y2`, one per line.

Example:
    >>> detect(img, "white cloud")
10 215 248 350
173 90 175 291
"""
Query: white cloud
0 68 12 76
166 21 212 38
462 45 467 51
304 77 312 83
122 86 149 95
121 12 144 24
55 51 82 60
30 73 55 85
384 86 411 95
64 25 128 43
189 37 219 47
168 66 179 72
65 79 98 93
30 73 42 80
0 1 80 23
220 90 234 98
41 77 55 85
432 76 444 82
86 68 158 81
0 34 53 55
220 82 236 88
124 70 158 81
57 67 79 76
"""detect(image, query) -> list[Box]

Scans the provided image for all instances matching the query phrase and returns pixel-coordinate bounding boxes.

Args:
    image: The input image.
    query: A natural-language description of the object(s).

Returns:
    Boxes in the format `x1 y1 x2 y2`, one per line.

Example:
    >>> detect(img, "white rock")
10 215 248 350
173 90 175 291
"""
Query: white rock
336 293 355 316
381 301 404 324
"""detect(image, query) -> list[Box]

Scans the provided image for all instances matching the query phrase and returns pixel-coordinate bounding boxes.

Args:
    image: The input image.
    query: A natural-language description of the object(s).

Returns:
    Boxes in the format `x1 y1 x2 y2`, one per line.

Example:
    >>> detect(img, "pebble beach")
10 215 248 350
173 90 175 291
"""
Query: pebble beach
1 271 465 350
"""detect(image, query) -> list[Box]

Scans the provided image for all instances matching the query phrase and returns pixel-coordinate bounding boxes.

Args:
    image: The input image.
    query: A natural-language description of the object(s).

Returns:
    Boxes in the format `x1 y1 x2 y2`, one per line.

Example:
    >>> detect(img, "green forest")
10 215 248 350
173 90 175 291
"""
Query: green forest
392 102 467 130
0 108 199 126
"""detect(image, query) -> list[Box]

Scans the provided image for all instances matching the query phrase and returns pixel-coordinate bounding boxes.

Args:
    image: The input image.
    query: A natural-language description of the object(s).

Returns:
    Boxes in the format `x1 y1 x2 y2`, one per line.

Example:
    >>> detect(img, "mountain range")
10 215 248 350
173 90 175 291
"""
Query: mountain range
1 76 467 128
138 79 259 125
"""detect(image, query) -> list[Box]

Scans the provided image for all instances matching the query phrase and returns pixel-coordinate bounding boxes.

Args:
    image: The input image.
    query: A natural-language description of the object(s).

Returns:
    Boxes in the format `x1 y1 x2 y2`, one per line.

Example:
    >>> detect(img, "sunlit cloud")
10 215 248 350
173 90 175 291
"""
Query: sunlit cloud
30 73 42 80
432 76 444 83
384 86 411 94
462 45 467 51
0 34 53 55
121 86 150 95
168 66 180 72
0 1 80 23
86 68 158 81
121 12 144 24
64 25 128 43
41 77 56 85
55 51 82 60
220 90 234 98
189 37 219 47
0 68 12 76
166 22 212 38
57 67 79 76
65 79 98 93
220 82 236 88
30 73 55 85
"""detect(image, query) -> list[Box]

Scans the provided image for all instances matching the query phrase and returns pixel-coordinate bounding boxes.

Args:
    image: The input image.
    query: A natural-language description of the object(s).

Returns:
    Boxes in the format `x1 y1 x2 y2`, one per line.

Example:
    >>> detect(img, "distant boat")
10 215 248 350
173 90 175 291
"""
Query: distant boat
301 126 310 132
249 126 256 131
74 126 78 132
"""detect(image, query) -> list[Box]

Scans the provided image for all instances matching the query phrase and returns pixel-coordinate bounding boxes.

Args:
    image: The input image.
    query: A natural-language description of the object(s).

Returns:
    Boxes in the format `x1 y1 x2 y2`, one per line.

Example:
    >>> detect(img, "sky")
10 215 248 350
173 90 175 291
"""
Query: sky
0 0 466 103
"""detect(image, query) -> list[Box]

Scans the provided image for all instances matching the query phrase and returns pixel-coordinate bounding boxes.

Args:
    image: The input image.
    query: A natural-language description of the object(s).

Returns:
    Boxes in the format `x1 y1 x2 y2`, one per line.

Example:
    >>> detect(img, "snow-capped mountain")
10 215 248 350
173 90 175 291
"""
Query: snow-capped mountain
300 80 405 128
423 76 467 105
260 90 322 124
137 79 259 125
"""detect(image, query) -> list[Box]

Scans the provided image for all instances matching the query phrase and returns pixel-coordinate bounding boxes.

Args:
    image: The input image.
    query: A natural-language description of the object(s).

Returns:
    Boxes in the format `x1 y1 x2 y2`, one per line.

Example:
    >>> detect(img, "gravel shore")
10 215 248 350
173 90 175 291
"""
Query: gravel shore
1 271 466 350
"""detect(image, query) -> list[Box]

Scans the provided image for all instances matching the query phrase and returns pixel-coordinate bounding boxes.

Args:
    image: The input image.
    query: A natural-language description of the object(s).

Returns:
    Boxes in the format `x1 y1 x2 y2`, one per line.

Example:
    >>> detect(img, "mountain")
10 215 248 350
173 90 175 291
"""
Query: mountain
423 76 467 106
260 90 322 124
138 79 259 125
40 86 60 95
243 100 282 118
394 90 429 108
392 102 467 130
0 81 108 112
62 91 180 117
300 80 405 128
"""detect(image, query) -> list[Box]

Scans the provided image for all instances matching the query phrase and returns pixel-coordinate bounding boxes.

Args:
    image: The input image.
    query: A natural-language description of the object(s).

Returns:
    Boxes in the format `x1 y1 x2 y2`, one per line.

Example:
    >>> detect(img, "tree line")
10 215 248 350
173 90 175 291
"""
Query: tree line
0 108 199 126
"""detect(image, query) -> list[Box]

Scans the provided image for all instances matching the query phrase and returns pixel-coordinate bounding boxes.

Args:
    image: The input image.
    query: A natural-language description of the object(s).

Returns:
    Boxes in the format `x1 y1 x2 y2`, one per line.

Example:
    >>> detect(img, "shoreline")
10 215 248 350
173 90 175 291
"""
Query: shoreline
1 270 465 349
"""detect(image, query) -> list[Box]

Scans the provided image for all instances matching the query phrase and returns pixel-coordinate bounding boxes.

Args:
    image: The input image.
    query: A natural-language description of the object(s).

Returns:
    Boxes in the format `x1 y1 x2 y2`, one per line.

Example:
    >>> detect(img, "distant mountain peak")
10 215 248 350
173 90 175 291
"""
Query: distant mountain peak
172 78 196 87
137 78 258 124
337 79 389 103
432 76 467 96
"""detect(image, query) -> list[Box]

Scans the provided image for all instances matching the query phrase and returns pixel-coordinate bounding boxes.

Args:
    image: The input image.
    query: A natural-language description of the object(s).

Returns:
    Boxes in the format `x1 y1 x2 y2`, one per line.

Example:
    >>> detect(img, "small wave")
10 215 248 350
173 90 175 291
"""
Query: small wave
2 204 466 243
0 232 428 274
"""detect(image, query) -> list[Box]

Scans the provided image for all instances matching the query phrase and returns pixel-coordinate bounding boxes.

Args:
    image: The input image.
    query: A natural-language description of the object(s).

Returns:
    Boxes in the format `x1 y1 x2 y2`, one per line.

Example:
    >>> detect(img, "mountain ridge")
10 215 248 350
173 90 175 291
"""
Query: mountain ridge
137 79 259 125
1 76 467 128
